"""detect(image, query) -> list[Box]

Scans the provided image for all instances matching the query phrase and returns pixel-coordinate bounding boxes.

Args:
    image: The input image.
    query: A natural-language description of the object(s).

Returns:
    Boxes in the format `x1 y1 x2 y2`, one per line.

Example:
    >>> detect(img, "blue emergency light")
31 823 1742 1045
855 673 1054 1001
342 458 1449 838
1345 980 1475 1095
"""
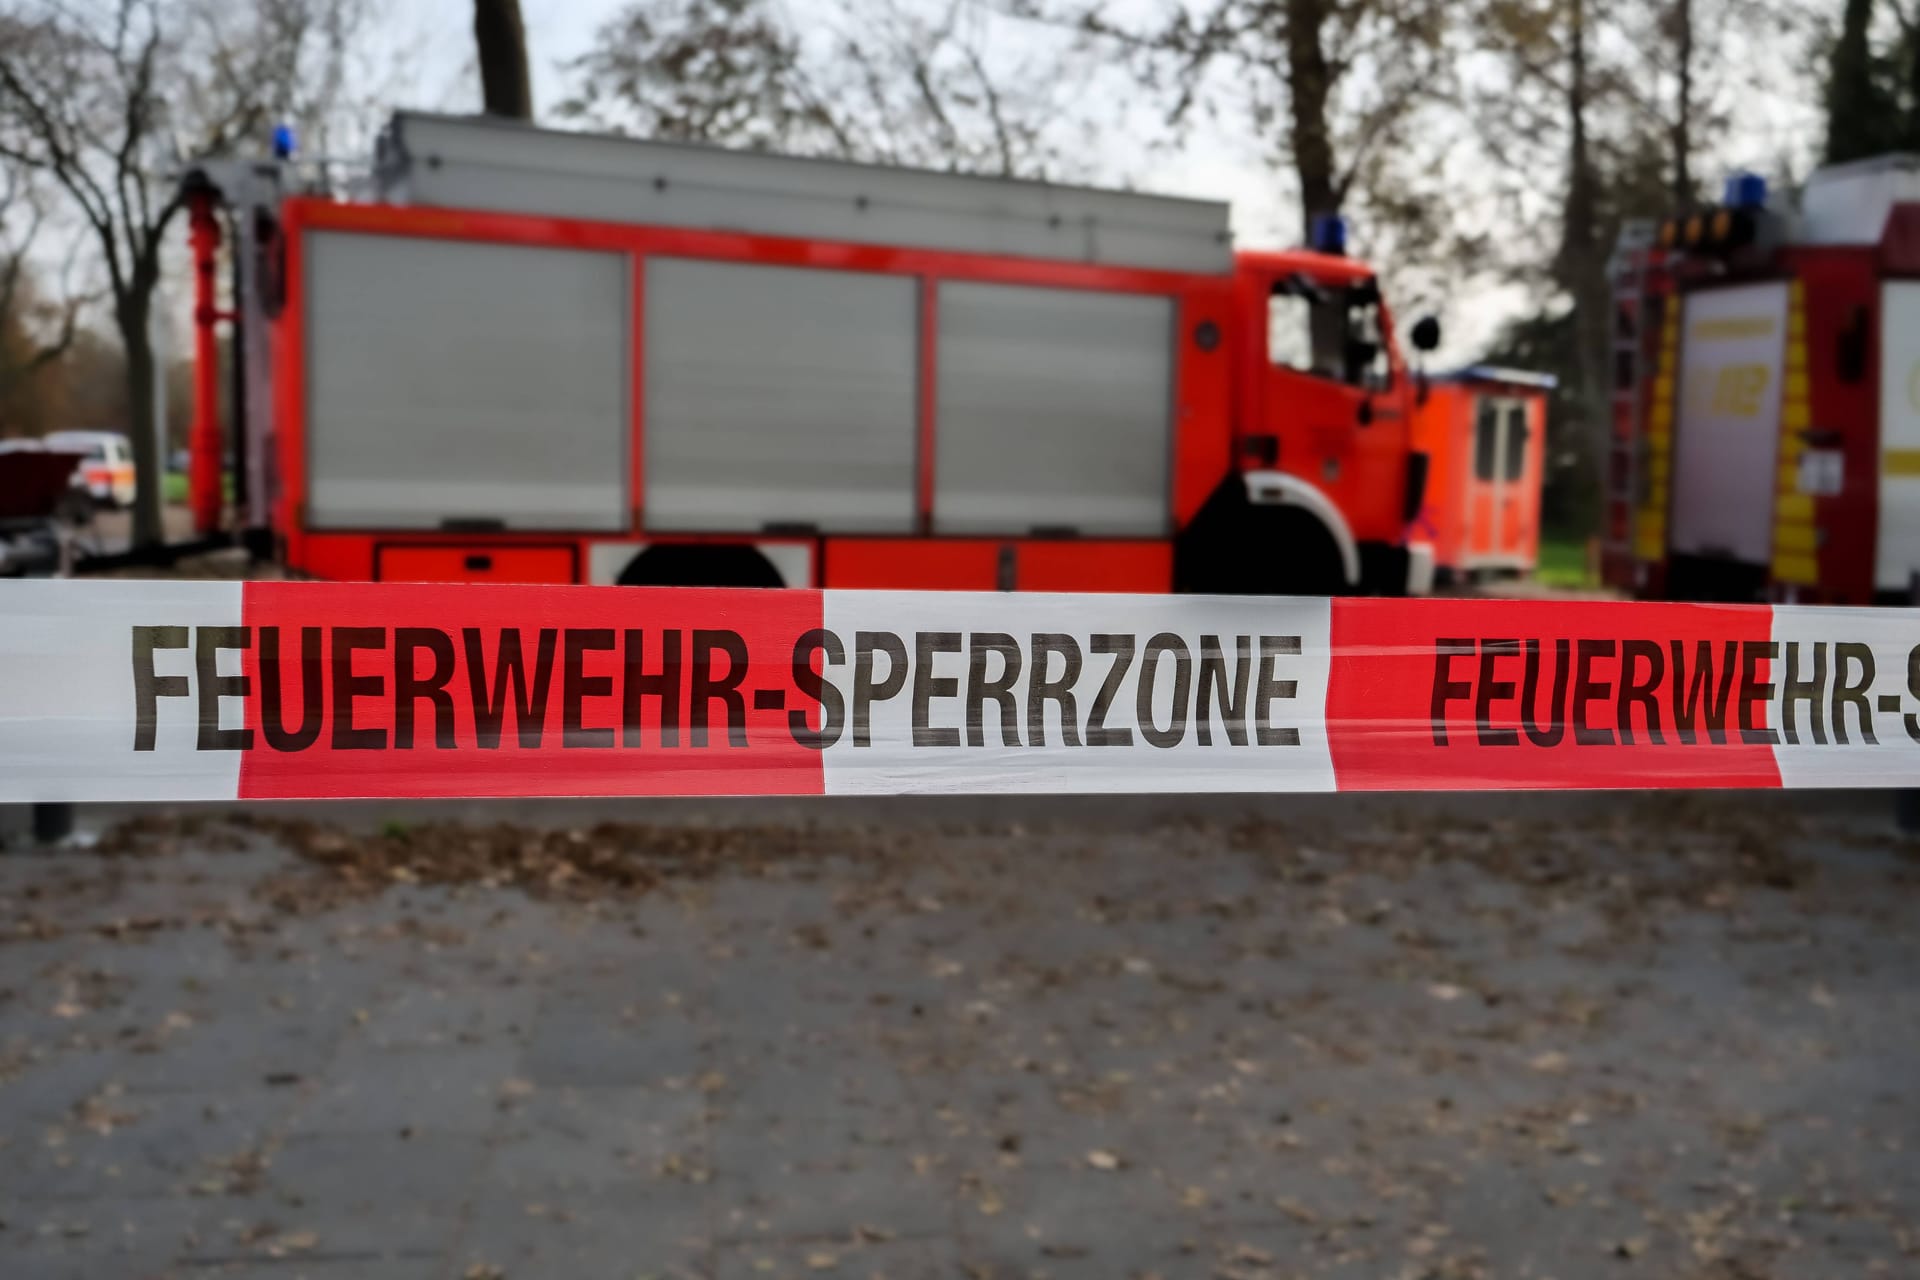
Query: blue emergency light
272 123 297 160
1310 213 1348 255
1723 171 1767 210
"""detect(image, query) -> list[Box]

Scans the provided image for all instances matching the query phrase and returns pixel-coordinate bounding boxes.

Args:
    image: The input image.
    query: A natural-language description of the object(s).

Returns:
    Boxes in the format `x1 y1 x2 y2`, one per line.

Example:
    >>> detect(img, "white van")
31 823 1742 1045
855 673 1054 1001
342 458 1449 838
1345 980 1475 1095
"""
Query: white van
43 431 136 508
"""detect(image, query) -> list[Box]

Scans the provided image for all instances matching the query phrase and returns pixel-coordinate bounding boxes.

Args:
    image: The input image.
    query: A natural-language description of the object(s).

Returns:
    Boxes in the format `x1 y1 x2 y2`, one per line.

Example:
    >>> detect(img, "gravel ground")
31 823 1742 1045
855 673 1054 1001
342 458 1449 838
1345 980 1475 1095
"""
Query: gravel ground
0 791 1915 1280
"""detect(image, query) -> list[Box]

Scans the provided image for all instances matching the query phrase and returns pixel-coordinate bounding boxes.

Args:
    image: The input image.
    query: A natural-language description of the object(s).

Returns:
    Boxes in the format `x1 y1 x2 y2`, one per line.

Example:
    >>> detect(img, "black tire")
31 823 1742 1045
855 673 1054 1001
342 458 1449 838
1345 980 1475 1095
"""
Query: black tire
1174 478 1350 595
615 544 787 588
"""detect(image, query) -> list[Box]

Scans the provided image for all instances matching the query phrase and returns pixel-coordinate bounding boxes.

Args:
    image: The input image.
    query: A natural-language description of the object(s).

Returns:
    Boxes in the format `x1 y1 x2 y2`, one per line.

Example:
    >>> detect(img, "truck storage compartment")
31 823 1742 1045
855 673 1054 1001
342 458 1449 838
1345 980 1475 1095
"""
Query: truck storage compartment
1879 282 1920 590
304 232 630 532
376 544 577 583
377 112 1233 275
642 258 919 533
933 282 1173 537
1668 282 1788 563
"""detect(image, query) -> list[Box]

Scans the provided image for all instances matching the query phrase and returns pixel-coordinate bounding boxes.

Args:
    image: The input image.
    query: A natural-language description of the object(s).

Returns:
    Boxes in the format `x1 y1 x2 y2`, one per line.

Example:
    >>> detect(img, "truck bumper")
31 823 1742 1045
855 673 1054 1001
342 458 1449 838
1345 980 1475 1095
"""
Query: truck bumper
1405 541 1435 595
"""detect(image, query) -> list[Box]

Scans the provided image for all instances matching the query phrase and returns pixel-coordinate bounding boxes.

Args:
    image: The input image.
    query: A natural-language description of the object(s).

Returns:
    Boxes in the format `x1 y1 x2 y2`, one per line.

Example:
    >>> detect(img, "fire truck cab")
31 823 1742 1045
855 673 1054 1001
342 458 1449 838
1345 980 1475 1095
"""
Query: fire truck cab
1606 157 1920 604
184 113 1438 596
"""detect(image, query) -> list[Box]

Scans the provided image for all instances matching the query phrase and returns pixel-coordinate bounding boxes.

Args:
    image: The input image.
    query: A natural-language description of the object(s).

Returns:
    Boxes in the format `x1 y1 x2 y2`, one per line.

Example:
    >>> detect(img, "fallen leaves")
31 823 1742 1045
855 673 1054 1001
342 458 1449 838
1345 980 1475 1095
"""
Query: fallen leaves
192 1147 270 1197
86 813 903 911
263 1229 319 1257
71 1082 138 1136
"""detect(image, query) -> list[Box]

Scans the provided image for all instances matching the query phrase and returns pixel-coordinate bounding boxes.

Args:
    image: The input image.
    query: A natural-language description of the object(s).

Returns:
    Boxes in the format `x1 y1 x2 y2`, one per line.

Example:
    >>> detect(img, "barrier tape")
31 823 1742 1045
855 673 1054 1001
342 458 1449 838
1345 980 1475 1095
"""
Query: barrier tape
2 580 1915 801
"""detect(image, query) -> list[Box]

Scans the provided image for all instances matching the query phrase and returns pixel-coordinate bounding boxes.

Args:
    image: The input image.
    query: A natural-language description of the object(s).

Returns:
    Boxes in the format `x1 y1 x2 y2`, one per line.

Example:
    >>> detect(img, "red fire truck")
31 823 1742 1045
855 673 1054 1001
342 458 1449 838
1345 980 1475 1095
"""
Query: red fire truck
183 113 1440 594
1604 157 1920 604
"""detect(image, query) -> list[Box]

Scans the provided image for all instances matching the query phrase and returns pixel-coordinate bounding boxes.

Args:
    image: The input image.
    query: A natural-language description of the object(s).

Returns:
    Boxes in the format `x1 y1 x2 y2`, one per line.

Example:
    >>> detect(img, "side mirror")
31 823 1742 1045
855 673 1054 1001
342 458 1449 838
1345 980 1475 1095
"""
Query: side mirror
1411 315 1442 353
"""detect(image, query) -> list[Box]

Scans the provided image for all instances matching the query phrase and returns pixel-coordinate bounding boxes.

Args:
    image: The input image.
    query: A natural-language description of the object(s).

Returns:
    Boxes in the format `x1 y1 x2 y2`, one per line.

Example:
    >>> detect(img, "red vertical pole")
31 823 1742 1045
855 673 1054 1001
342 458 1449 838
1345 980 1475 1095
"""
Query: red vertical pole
916 277 938 535
188 190 224 535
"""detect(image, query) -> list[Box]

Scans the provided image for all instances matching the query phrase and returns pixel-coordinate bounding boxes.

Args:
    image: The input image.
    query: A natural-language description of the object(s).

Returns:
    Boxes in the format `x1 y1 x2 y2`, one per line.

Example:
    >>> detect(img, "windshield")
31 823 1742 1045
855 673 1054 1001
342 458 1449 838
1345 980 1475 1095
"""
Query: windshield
1268 276 1392 390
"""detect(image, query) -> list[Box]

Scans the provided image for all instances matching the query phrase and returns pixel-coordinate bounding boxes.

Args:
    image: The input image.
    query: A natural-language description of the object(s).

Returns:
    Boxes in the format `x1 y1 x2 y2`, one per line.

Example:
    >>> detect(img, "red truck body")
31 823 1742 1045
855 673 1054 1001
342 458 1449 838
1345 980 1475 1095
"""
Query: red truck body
195 114 1434 595
1606 158 1920 605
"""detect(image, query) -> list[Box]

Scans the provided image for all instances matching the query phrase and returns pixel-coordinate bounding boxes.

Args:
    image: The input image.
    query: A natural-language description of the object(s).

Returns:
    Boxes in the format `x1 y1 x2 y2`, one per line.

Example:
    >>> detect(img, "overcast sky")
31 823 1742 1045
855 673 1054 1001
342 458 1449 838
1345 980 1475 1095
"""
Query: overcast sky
372 0 1824 364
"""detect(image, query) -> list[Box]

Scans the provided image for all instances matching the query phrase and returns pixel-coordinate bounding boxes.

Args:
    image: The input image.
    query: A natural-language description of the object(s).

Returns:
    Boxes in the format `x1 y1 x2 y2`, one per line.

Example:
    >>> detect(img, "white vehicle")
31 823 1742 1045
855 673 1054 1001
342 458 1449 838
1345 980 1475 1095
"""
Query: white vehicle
43 430 136 508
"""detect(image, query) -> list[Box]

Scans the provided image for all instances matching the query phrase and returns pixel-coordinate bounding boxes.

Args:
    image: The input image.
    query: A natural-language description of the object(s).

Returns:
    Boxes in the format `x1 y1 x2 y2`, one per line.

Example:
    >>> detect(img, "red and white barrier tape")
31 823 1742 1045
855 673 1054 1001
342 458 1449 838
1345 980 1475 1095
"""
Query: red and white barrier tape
1 580 1912 801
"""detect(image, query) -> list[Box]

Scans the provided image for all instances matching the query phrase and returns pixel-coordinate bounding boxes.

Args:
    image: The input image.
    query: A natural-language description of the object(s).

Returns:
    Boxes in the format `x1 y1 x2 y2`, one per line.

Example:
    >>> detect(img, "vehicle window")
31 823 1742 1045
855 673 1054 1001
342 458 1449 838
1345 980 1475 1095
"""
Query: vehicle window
1268 277 1392 391
1474 400 1499 481
87 443 107 462
1502 404 1529 481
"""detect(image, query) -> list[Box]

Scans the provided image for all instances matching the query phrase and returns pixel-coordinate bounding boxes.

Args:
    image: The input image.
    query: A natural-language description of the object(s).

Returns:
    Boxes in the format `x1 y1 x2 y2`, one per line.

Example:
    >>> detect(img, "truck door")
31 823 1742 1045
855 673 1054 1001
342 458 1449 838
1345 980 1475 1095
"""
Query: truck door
1498 398 1536 560
1262 273 1406 548
1466 395 1532 565
1669 281 1789 566
1465 397 1499 563
1879 283 1920 593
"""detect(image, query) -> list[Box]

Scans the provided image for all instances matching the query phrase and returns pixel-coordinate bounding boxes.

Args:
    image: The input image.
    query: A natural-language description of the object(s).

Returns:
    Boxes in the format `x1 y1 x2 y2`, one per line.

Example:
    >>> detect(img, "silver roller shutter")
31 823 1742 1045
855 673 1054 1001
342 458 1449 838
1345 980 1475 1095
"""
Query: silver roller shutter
304 232 629 531
642 258 920 533
933 282 1173 537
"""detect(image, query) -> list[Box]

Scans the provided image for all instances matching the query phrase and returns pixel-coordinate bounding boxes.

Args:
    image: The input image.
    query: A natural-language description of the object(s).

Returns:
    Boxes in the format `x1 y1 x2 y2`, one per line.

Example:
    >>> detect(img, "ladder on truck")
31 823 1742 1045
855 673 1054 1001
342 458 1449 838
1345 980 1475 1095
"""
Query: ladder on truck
1603 222 1659 589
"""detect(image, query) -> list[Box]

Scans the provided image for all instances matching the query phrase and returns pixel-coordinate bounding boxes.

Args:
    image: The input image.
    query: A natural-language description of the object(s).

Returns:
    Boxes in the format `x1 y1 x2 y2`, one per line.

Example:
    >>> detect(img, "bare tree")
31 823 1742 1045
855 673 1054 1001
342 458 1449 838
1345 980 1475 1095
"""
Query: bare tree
559 0 1095 179
0 0 360 548
1824 0 1911 161
474 0 531 120
1058 0 1455 240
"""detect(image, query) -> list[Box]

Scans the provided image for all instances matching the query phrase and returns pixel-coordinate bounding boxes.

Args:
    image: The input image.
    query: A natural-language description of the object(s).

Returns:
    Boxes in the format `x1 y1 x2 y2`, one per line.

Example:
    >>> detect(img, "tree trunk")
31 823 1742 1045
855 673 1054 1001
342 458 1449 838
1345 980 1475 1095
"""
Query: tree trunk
1285 0 1339 240
474 0 533 120
116 288 164 550
1826 0 1890 162
1671 0 1693 203
1905 6 1920 148
1559 0 1609 530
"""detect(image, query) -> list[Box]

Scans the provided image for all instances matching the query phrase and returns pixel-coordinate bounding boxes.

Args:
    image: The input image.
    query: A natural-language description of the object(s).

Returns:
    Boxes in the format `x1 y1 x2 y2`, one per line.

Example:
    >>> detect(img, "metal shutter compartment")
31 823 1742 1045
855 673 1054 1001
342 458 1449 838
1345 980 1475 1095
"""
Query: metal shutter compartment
643 258 919 533
933 283 1173 537
379 112 1234 276
305 232 628 531
1669 282 1787 563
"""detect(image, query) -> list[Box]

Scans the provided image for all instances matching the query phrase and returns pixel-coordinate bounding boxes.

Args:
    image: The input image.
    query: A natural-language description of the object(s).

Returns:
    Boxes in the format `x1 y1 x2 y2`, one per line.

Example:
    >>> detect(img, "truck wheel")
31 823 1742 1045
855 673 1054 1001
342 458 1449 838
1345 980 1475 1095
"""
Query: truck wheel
1266 509 1349 595
1175 480 1351 595
1358 543 1411 597
616 544 786 588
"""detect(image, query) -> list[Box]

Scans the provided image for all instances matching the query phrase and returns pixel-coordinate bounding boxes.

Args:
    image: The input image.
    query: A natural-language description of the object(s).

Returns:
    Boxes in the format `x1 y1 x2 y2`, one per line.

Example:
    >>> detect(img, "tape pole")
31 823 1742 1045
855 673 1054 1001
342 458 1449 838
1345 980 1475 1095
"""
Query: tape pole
2 580 1916 802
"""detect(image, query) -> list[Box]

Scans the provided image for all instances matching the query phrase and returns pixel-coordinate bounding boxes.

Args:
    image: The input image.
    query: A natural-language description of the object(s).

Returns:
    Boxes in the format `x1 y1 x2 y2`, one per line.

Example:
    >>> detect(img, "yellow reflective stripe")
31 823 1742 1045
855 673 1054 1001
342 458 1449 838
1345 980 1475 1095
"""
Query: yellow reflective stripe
1773 553 1819 585
1885 450 1920 477
1773 524 1817 553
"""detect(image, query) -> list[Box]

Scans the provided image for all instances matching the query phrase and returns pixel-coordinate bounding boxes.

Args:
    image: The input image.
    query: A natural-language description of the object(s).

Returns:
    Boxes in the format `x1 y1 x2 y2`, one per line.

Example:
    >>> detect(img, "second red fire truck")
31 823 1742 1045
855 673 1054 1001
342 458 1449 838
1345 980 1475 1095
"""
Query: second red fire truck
1606 156 1920 605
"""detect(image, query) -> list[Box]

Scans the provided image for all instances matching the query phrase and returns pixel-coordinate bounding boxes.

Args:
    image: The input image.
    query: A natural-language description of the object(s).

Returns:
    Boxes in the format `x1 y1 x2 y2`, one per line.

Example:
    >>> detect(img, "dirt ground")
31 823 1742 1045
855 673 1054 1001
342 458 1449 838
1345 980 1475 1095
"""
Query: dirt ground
0 791 1915 1280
